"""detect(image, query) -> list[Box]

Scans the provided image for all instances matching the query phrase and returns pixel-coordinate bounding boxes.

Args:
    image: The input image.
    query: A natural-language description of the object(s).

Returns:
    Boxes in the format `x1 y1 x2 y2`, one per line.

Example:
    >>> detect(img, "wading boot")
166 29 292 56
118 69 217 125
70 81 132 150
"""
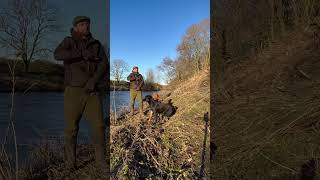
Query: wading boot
130 106 134 116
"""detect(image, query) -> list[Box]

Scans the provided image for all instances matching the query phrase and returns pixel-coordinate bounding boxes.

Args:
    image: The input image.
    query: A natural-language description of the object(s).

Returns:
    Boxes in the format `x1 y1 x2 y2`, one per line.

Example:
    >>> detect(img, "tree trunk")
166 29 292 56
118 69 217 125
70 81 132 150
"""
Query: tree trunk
23 59 30 73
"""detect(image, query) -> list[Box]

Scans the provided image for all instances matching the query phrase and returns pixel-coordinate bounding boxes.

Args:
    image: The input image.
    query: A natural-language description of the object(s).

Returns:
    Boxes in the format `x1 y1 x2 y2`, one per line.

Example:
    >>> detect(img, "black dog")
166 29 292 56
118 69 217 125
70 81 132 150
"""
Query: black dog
142 95 178 123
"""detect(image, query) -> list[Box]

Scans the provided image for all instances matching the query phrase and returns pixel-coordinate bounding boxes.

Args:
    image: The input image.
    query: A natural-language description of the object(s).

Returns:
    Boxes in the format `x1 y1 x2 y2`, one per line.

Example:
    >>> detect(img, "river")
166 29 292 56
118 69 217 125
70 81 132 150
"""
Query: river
0 91 155 147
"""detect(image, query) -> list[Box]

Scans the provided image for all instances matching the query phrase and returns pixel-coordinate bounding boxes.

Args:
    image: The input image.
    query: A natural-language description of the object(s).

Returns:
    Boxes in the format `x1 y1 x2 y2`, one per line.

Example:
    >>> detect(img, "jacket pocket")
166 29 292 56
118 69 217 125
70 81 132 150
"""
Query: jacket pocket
88 61 97 75
64 65 72 86
69 61 90 86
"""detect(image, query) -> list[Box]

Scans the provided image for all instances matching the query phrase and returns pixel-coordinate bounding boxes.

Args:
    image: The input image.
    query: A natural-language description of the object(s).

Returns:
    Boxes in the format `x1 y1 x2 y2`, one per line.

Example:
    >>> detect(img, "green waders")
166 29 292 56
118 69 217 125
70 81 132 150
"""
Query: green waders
63 86 107 173
129 89 143 116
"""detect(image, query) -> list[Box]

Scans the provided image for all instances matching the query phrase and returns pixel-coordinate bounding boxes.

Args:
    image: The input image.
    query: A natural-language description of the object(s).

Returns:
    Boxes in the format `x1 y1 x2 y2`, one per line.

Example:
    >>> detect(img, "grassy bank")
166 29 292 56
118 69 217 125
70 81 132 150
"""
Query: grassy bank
212 25 320 179
110 69 210 179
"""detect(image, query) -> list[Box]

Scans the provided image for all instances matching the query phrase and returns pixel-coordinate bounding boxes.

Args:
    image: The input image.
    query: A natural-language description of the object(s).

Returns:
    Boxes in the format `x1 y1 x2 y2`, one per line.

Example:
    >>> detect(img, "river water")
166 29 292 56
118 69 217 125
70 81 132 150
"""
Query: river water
0 91 155 146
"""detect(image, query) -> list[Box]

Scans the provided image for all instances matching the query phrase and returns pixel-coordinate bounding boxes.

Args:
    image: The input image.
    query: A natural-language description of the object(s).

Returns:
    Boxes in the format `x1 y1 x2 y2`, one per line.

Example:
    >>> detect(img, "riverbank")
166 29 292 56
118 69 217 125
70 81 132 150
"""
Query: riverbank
1 69 209 179
0 58 65 92
109 70 210 179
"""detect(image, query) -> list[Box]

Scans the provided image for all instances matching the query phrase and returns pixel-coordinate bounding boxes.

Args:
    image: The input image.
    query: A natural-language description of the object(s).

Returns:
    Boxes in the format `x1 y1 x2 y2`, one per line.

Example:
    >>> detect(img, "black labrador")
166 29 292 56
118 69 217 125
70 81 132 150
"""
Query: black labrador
142 95 178 123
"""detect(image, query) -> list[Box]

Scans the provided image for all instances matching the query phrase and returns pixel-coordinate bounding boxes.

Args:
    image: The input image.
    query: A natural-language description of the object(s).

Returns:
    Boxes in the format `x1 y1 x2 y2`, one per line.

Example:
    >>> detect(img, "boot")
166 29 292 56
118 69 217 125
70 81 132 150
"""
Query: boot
64 136 77 174
93 127 108 177
139 108 144 119
130 106 134 116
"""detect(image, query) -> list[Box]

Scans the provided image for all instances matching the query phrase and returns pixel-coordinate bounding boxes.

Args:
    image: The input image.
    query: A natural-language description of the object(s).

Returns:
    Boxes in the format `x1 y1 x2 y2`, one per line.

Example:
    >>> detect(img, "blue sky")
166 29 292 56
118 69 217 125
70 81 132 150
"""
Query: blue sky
110 0 209 84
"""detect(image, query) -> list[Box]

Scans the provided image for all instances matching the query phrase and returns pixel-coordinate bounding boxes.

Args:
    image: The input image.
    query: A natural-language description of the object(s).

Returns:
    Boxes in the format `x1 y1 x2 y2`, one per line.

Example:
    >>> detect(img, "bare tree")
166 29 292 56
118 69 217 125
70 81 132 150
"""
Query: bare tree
111 59 129 84
145 68 155 84
0 0 59 72
157 57 176 84
144 68 156 90
177 18 210 73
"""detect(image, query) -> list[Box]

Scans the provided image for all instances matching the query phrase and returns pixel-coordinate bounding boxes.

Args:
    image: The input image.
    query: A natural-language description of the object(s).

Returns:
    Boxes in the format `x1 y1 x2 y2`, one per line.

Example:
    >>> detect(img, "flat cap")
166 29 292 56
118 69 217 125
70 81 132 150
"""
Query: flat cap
72 16 90 26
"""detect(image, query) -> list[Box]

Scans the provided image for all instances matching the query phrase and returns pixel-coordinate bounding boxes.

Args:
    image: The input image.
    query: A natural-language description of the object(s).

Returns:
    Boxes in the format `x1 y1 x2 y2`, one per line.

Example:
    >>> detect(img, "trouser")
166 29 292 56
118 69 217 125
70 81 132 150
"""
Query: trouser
129 89 143 114
63 86 106 171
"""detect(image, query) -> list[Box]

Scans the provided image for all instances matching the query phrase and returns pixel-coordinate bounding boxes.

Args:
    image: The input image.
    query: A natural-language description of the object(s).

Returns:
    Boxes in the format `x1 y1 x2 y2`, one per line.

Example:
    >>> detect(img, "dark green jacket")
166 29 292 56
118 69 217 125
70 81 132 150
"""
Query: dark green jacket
127 72 144 91
54 29 108 90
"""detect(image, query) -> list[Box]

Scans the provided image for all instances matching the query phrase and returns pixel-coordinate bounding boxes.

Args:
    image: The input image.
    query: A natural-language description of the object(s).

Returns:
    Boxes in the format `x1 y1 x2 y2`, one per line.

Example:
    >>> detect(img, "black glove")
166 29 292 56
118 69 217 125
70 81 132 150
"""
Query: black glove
134 74 140 80
82 50 96 62
84 79 96 93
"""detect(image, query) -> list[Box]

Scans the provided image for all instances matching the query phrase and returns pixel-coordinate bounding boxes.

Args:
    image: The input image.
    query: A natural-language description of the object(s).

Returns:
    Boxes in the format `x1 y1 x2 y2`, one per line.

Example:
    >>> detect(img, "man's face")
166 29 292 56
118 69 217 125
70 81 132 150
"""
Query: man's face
133 68 138 73
74 21 90 35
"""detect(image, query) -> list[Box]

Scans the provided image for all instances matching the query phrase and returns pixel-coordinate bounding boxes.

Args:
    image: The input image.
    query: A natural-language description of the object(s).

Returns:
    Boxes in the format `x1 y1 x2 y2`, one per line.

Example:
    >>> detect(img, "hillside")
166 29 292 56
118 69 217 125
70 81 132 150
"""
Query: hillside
109 69 210 179
212 25 320 179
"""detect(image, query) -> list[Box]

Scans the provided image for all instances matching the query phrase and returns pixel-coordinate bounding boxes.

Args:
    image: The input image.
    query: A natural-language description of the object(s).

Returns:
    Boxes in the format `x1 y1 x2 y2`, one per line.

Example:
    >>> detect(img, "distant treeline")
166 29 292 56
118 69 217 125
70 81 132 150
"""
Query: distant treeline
0 58 161 92
0 58 64 92
110 80 161 91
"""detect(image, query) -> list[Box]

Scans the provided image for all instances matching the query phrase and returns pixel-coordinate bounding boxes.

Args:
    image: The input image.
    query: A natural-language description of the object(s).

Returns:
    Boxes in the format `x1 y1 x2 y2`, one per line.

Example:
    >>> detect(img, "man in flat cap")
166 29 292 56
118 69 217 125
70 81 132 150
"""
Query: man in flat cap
127 66 144 117
54 16 109 176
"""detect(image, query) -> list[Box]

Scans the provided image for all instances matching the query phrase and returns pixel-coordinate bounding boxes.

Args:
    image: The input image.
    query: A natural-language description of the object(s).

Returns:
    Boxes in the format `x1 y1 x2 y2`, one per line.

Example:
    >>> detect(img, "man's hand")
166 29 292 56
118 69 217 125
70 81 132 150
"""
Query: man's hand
82 50 96 62
54 37 83 64
84 79 96 93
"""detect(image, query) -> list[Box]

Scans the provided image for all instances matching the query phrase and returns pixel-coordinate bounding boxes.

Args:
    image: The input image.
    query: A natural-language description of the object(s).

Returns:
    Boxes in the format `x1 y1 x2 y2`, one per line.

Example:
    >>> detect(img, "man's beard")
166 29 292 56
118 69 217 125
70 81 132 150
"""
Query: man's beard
83 30 90 36
80 31 90 39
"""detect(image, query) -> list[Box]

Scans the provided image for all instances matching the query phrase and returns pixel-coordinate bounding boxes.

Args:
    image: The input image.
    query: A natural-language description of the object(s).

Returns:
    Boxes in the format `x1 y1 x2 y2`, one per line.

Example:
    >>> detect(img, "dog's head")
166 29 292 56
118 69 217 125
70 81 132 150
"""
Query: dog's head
142 95 153 103
171 106 178 115
152 93 161 101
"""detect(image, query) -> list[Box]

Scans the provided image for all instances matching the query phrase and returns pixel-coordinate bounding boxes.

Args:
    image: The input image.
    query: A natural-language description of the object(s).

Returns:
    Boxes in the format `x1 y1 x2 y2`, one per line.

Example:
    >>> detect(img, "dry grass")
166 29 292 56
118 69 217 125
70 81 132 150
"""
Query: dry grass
15 136 111 180
0 59 21 180
110 69 210 179
212 24 320 179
